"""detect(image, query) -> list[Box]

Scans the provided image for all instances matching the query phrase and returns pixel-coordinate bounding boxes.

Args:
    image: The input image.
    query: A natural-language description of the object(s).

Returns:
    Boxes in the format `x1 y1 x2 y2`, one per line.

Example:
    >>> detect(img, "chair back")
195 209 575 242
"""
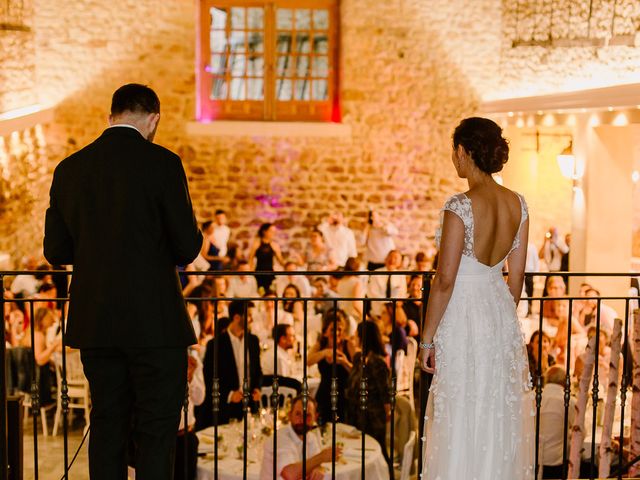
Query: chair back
53 350 87 387
399 430 416 480
260 385 298 409
398 338 417 406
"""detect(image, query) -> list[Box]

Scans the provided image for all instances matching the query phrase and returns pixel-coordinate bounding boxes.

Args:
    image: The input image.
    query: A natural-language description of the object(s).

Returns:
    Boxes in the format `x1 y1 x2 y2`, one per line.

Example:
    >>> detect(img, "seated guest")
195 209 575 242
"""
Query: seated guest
260 396 341 479
304 228 336 273
574 325 612 390
283 284 305 325
336 257 365 327
5 309 26 348
175 352 205 480
226 260 259 298
252 291 293 345
551 300 586 370
377 301 409 369
262 324 296 377
402 275 423 338
275 262 312 298
527 330 556 381
539 366 575 479
541 275 567 321
344 320 393 477
366 250 407 318
311 277 338 316
20 307 62 405
414 251 431 272
199 300 262 428
307 310 354 425
579 287 616 333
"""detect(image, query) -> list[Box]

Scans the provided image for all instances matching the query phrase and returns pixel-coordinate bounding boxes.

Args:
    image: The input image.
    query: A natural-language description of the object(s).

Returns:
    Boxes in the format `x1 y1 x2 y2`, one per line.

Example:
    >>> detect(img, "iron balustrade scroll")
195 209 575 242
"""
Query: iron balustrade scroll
2 269 640 480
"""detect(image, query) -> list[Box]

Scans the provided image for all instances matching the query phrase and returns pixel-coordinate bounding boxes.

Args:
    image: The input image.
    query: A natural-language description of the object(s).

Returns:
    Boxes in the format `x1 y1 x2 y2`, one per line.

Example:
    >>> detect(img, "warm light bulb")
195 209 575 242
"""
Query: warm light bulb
632 170 640 183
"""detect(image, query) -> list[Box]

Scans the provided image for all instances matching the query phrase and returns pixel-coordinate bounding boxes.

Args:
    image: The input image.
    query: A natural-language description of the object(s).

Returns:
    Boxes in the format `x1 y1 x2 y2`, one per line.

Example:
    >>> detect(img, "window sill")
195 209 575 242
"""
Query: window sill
185 120 351 138
0 105 54 136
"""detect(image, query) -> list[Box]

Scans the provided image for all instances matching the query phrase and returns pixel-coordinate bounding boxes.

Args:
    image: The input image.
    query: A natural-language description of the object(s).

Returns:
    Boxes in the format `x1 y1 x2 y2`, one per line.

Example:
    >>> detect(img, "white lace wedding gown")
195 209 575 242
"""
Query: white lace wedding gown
421 193 535 480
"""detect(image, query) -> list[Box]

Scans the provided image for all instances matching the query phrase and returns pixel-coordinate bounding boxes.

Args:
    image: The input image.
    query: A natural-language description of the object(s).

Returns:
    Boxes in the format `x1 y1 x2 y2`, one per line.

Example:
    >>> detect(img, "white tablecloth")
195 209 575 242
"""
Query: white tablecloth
196 422 389 480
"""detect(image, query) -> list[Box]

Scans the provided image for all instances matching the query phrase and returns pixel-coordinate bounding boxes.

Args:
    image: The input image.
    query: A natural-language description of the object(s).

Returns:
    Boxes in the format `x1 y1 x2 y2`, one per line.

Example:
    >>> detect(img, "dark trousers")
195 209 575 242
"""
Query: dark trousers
174 431 199 480
81 347 187 480
542 464 564 479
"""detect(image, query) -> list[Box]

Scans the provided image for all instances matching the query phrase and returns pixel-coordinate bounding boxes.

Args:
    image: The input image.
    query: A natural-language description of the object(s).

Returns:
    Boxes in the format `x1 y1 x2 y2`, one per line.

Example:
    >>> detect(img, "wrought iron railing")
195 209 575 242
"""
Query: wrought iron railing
2 270 640 480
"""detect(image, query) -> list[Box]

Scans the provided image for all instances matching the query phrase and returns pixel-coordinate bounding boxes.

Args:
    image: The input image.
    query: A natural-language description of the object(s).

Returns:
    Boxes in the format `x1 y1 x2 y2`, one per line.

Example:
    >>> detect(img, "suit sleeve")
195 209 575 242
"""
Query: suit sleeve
161 155 203 265
43 167 74 265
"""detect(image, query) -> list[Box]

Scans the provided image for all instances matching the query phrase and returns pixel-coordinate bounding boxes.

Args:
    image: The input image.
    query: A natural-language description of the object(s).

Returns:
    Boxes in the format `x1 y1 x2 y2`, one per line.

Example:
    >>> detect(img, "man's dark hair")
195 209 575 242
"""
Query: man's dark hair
290 394 317 411
111 83 160 116
273 323 291 345
229 299 252 321
215 209 226 216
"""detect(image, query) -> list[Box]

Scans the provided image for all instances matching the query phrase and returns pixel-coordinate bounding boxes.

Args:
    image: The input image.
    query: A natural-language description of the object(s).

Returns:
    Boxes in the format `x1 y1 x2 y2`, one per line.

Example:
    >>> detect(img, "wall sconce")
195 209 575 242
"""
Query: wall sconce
557 140 584 186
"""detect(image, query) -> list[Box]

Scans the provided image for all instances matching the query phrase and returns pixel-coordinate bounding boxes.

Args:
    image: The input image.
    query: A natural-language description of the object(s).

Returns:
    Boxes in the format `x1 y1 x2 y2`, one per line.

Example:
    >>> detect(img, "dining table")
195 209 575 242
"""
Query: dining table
196 421 390 479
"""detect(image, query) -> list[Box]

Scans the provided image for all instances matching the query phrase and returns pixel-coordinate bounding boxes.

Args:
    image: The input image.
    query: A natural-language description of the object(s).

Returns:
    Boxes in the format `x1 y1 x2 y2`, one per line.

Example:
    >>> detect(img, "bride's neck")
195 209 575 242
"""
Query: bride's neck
466 170 495 190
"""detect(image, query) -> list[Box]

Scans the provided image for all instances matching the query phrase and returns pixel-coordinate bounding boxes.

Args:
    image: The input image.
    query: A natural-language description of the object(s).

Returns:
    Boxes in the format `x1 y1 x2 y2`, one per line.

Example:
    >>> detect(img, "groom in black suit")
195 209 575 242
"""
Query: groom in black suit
44 84 203 480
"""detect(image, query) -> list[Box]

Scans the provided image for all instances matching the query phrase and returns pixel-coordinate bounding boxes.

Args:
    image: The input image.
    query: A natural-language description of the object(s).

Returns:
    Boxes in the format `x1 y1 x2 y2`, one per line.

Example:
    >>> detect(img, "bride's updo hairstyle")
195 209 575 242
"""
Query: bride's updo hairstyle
452 117 509 174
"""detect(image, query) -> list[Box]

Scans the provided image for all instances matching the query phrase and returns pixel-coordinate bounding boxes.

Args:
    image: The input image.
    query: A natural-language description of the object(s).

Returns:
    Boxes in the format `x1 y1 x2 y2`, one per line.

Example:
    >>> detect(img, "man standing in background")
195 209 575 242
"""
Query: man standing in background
44 84 202 480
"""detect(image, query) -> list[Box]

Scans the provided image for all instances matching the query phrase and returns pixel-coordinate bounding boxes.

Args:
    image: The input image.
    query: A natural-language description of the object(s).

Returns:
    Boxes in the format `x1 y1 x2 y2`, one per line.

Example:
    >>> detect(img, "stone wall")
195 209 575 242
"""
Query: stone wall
0 0 639 266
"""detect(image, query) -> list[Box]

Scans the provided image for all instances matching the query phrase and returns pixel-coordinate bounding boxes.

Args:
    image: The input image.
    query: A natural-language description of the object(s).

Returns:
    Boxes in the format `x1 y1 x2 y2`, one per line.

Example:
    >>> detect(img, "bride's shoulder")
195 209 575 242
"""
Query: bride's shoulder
442 192 471 212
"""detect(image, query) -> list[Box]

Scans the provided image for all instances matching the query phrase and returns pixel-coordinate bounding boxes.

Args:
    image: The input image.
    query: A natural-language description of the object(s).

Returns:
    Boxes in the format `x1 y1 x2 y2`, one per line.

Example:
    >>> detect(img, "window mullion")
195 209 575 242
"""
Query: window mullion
264 2 276 120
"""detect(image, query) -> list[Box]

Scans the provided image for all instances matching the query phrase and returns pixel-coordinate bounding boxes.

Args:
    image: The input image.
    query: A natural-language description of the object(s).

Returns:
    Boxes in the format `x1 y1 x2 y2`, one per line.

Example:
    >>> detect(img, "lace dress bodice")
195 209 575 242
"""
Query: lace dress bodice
435 192 528 271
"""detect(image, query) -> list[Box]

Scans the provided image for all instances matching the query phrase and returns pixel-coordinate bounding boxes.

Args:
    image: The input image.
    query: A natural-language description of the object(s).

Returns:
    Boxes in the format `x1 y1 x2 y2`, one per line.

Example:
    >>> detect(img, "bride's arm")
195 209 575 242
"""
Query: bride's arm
506 217 529 304
421 211 464 345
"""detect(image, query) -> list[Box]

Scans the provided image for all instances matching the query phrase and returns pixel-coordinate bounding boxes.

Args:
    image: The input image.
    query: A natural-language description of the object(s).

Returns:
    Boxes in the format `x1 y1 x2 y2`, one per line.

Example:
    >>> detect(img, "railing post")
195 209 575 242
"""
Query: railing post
1 274 7 480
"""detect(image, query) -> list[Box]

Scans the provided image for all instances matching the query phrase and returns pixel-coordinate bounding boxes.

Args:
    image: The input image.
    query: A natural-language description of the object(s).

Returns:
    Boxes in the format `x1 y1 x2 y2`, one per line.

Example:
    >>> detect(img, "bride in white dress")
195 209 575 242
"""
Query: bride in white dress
420 117 535 479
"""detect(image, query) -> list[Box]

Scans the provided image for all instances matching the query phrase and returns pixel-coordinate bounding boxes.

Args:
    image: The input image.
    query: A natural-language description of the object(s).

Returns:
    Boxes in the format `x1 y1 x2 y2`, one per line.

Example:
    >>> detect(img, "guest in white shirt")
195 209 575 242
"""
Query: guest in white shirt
524 241 539 315
175 351 205 480
260 396 341 480
252 291 294 346
317 212 357 268
364 210 398 270
211 209 231 258
539 366 575 479
262 324 296 377
227 260 259 298
367 250 407 318
10 256 40 297
275 262 312 299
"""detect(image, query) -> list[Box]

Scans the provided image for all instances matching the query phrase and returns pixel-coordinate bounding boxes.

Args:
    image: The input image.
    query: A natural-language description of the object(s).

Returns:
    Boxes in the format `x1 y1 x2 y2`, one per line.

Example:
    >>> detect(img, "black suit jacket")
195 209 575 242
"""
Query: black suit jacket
199 331 263 428
43 126 202 348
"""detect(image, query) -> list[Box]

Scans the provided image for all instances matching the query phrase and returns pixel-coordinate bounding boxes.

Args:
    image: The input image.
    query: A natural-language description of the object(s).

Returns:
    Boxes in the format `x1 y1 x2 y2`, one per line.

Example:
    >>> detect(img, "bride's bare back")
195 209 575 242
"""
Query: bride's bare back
465 184 523 268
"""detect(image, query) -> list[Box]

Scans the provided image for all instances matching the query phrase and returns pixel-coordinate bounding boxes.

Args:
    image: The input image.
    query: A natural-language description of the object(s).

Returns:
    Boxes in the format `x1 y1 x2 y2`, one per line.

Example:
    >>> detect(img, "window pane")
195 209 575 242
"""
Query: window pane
313 9 329 30
209 53 227 75
248 32 263 53
277 79 293 100
312 79 328 100
247 78 264 100
277 55 294 77
277 33 292 54
211 77 228 100
277 9 292 29
247 7 263 29
231 7 245 29
312 56 328 77
295 9 311 30
211 7 227 30
210 30 226 53
247 55 264 77
295 33 310 53
230 54 245 76
294 79 310 100
313 34 328 54
230 78 246 100
229 31 246 52
296 56 310 77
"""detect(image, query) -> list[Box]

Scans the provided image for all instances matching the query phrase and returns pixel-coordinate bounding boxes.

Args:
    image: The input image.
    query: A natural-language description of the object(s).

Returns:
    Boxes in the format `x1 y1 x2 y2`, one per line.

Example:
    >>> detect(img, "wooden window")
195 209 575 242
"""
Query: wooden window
197 0 339 121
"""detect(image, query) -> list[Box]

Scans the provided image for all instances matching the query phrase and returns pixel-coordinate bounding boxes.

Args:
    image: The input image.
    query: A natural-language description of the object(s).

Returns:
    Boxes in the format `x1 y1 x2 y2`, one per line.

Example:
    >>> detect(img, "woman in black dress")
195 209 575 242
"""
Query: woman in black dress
248 223 285 293
307 309 355 425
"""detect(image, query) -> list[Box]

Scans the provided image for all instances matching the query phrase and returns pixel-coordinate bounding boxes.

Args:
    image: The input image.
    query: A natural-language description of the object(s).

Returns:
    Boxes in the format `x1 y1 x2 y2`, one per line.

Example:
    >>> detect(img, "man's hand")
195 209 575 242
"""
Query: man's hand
316 445 342 464
309 467 326 480
230 390 243 403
